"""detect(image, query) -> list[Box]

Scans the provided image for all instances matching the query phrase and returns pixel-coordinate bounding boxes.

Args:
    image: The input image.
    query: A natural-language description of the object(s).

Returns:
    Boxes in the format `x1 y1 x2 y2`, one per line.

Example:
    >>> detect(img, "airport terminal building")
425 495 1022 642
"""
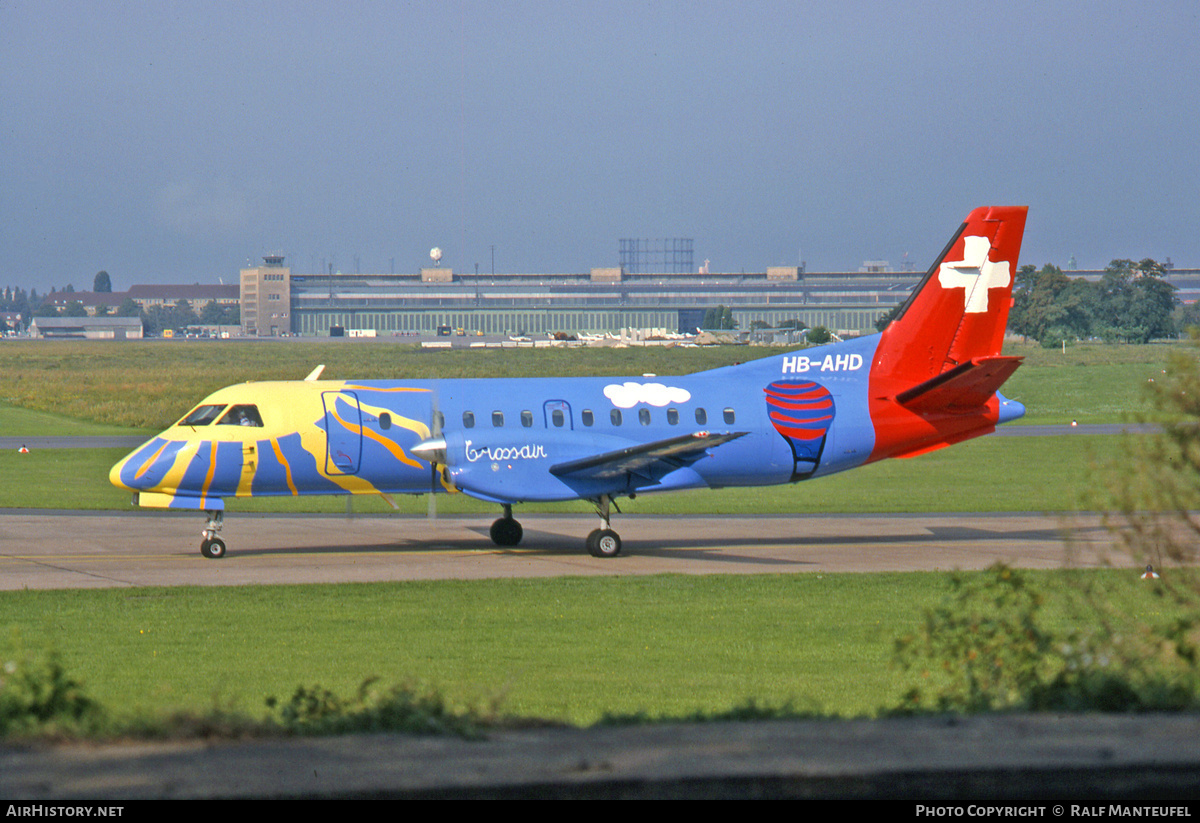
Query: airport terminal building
239 257 921 338
239 254 1200 340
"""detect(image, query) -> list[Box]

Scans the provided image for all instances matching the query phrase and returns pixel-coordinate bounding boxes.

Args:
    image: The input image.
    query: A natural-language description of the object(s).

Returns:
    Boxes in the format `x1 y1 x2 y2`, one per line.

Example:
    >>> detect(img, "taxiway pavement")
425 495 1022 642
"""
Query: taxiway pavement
0 510 1122 591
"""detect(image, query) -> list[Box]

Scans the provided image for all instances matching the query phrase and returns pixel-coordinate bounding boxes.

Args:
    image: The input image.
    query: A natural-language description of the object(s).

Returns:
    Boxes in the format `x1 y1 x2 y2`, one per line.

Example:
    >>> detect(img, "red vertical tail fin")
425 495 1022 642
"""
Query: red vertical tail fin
867 206 1028 461
873 206 1027 386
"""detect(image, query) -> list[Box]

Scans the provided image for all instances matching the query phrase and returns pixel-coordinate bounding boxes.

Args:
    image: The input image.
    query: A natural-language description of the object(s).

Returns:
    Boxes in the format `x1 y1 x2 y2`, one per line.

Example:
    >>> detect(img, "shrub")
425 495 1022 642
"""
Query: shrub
892 563 1200 714
0 634 104 737
265 678 487 738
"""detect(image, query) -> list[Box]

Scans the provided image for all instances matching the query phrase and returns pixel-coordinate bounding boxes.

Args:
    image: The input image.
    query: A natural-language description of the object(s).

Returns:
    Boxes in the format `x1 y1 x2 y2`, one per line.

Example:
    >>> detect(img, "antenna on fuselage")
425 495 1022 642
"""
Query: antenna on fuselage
304 365 326 382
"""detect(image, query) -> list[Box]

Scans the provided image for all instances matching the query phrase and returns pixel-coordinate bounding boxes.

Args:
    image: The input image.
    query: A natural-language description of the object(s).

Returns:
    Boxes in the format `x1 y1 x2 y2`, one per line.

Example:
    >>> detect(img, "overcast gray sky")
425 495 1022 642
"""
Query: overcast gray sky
3 0 1197 292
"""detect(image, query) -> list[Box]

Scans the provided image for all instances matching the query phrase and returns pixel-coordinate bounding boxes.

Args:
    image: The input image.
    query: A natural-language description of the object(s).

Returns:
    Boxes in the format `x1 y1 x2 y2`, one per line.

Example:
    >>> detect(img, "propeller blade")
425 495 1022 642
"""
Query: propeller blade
428 381 441 521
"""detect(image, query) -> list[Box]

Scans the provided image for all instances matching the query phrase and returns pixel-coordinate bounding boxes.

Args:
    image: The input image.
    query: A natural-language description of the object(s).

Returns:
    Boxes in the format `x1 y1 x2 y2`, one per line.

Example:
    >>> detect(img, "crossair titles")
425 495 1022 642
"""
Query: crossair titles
465 440 548 464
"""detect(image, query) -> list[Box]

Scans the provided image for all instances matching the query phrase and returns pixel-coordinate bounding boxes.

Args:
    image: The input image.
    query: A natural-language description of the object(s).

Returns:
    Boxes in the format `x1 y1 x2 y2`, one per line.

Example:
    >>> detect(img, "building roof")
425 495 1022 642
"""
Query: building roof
44 285 238 309
30 316 143 330
125 284 239 301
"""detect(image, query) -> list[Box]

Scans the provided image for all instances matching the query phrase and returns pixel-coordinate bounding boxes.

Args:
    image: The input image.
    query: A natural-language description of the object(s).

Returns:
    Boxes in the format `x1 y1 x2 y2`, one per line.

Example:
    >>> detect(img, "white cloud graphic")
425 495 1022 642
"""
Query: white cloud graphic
604 382 692 409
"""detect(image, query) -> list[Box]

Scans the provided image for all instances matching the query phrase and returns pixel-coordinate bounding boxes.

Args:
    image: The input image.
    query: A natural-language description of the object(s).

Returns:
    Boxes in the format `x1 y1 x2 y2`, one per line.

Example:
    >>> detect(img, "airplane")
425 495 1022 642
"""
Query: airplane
110 206 1028 560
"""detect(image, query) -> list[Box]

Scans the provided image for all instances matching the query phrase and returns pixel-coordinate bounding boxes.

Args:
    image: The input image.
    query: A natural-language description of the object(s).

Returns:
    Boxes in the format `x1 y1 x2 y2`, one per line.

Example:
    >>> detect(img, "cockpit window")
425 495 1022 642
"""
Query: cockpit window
216 404 264 427
179 404 227 427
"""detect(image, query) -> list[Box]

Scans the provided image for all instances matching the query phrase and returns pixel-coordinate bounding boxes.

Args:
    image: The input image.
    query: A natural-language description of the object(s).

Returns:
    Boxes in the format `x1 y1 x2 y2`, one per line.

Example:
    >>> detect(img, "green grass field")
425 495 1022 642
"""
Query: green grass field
0 569 1178 726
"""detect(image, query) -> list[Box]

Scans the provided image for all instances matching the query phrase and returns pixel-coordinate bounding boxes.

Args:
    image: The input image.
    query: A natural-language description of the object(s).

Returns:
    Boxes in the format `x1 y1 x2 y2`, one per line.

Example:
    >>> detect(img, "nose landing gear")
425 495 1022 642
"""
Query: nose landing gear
200 510 226 559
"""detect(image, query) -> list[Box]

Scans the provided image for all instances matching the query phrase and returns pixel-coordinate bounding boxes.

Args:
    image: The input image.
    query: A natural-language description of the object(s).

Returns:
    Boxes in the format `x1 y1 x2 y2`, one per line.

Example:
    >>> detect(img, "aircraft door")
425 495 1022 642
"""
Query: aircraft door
543 400 572 430
322 391 363 475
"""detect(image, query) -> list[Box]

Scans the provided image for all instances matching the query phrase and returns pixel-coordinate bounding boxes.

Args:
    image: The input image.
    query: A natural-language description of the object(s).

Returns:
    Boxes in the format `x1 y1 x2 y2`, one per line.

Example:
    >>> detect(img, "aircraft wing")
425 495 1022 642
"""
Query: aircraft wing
895 355 1023 413
549 431 748 482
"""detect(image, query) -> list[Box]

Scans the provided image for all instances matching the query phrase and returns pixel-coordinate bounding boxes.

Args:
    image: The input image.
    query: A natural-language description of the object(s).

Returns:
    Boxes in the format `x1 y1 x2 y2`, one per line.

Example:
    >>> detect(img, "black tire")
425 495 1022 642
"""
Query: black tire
489 517 523 547
587 528 622 558
200 537 227 559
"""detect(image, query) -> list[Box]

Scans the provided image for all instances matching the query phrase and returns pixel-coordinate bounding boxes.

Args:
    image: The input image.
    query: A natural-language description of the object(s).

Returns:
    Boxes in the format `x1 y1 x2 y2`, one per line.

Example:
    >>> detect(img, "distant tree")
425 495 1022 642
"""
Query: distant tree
116 297 141 317
1007 264 1039 339
93 271 112 293
142 299 199 336
199 300 225 325
6 288 31 319
1174 300 1200 332
94 304 111 317
1094 259 1177 343
1010 263 1094 346
875 305 902 332
1125 264 1177 344
174 298 199 328
806 325 832 345
64 301 88 317
701 305 737 330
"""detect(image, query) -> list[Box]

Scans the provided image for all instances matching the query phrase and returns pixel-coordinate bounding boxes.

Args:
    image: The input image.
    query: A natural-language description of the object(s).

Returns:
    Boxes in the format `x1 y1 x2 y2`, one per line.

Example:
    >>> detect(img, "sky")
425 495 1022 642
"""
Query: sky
3 0 1198 293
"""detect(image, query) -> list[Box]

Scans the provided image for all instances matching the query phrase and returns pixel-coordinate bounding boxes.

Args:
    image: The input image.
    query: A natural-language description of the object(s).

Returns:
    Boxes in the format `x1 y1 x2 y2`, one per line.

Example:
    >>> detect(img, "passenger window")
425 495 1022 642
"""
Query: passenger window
379 413 392 430
723 407 736 424
180 404 226 427
582 409 594 426
552 409 565 427
521 410 533 428
610 409 622 426
462 411 475 428
667 408 679 425
492 411 504 427
216 405 263 427
695 408 707 425
638 408 651 426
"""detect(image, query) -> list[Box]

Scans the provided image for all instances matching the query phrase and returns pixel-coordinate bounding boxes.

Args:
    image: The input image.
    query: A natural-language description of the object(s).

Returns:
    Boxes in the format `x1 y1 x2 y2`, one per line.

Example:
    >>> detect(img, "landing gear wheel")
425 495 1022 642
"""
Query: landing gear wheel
586 528 622 558
490 517 523 547
200 537 227 559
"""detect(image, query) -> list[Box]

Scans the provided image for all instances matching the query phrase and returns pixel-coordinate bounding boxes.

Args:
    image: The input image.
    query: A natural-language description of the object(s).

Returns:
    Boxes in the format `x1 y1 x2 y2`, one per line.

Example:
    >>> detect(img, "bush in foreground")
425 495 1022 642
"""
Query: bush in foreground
892 563 1200 714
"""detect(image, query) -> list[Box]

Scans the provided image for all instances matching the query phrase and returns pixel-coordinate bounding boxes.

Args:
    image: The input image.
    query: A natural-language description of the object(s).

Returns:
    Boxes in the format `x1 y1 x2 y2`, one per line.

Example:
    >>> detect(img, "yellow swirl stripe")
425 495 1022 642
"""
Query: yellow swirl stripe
270 438 298 495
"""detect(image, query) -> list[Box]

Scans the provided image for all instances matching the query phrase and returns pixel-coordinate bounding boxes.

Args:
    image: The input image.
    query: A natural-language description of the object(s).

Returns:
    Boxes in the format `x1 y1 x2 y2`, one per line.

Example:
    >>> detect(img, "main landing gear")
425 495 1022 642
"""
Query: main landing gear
200 510 226 559
489 504 523 547
487 497 625 557
585 495 622 558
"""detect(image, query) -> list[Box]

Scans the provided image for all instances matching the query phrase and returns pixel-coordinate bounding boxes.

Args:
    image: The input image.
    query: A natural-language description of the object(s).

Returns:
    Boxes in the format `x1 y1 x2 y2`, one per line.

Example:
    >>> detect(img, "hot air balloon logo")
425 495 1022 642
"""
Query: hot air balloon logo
764 380 835 472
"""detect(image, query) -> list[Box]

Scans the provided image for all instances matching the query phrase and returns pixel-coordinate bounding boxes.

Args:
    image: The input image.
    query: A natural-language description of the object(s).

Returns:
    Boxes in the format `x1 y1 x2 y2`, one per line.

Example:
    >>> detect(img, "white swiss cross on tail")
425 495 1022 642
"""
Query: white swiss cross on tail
937 235 1010 314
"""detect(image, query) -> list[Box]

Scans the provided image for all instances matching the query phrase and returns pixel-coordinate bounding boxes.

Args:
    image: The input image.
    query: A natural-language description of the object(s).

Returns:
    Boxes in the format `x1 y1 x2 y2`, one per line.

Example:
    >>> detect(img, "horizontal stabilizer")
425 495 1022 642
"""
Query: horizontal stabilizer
550 431 747 481
894 356 1023 413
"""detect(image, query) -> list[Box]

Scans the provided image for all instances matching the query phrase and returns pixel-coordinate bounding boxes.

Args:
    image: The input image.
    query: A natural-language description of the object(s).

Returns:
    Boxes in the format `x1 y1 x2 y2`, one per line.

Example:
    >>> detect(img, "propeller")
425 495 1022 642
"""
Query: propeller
410 382 448 522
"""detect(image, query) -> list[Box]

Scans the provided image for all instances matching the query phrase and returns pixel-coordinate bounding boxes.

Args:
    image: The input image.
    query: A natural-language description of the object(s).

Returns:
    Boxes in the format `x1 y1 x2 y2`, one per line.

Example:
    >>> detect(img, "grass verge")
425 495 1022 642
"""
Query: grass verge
0 567 1190 738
